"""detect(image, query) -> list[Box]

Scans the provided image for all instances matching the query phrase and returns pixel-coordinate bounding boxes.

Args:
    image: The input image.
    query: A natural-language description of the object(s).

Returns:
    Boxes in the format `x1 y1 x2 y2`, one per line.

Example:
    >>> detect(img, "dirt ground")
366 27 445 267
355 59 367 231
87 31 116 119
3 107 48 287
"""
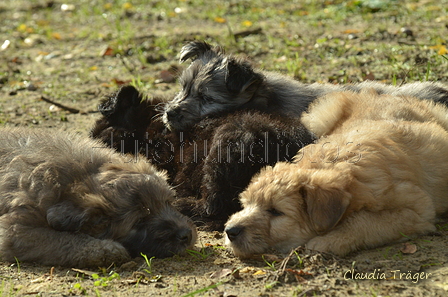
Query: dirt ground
1 0 448 296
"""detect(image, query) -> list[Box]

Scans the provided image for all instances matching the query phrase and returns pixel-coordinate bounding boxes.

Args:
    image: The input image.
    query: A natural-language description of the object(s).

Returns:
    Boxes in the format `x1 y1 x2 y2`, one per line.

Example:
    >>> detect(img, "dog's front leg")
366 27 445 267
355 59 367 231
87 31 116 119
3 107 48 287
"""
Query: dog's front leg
0 222 130 267
305 207 436 256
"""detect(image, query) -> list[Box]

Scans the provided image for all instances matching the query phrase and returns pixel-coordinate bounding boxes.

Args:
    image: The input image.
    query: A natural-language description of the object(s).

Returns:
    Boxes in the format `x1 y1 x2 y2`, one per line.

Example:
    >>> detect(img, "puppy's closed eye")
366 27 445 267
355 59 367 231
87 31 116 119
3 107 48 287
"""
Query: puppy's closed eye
201 94 214 104
267 208 283 216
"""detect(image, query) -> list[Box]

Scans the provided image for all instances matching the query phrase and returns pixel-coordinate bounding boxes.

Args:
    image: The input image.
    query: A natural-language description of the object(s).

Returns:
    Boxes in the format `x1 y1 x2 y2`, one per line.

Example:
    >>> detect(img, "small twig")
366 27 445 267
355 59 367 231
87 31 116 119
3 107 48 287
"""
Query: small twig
234 27 263 39
40 96 81 114
275 248 297 281
396 40 418 46
49 267 55 280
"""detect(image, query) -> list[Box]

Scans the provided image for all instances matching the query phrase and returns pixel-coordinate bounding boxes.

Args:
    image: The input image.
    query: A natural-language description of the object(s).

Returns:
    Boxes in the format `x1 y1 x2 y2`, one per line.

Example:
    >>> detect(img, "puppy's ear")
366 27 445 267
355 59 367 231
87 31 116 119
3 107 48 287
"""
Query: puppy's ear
98 85 142 117
47 200 109 232
179 41 213 62
46 201 90 231
225 58 263 95
301 171 352 234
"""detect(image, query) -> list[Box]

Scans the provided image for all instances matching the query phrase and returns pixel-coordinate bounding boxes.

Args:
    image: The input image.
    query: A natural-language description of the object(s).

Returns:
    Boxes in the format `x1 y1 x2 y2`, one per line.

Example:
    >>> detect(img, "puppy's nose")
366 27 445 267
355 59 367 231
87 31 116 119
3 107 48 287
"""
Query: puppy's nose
176 228 192 244
225 225 244 242
165 109 180 121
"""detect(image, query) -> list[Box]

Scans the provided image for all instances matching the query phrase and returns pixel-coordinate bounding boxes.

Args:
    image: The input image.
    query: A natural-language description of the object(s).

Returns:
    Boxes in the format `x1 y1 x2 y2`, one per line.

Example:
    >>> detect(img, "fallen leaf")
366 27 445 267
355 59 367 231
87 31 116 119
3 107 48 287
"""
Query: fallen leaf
343 29 360 34
438 46 448 55
240 266 256 273
242 20 253 27
36 19 50 26
262 254 282 262
17 24 28 32
400 242 418 254
253 270 266 276
122 2 133 10
232 269 241 279
112 78 131 85
158 70 176 83
71 268 97 276
52 32 62 40
364 72 375 80
214 16 226 23
100 46 114 56
210 268 233 279
429 45 448 55
101 82 113 88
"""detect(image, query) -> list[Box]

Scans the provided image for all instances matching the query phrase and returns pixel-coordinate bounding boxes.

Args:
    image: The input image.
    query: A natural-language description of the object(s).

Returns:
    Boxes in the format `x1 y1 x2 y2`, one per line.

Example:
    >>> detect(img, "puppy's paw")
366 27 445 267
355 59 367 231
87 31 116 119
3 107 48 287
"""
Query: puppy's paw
306 236 352 256
305 236 331 253
78 239 131 267
97 240 131 265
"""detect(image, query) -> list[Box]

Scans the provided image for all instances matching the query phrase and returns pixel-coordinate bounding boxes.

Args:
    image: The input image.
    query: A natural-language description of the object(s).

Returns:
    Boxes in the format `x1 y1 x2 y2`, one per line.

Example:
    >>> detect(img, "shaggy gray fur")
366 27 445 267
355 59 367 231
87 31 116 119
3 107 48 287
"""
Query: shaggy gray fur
0 128 196 267
163 41 448 131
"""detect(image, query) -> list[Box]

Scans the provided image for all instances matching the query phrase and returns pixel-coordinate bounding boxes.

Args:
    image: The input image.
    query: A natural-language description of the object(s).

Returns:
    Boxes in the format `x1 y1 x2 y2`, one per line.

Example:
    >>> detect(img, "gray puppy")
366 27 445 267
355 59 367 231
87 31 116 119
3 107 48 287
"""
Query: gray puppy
0 128 196 268
163 41 448 131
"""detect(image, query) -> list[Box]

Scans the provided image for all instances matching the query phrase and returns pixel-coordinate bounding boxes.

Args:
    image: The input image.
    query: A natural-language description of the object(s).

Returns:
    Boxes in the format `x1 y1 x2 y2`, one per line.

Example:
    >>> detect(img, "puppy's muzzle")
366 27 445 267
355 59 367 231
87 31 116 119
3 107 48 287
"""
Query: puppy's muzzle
163 108 184 130
225 225 245 242
176 227 194 245
165 108 181 121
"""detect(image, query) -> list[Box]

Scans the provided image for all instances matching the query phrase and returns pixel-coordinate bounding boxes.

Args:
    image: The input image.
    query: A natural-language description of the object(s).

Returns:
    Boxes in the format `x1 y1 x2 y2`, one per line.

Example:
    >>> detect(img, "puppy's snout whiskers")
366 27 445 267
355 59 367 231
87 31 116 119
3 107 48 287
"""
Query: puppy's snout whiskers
151 112 163 122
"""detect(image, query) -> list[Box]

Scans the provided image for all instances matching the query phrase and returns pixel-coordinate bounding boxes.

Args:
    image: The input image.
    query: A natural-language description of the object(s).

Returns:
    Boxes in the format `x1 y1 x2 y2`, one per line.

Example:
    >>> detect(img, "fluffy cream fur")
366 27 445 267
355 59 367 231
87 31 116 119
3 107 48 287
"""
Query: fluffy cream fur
225 89 448 257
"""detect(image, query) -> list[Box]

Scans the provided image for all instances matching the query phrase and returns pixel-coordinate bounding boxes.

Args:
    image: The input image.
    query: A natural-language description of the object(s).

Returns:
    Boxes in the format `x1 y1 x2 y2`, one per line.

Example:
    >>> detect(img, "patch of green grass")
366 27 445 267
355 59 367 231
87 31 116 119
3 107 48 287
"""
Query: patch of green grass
71 282 87 295
181 280 224 297
293 250 304 269
264 281 280 290
262 255 277 271
421 261 443 268
436 223 448 231
130 75 146 90
186 247 214 261
379 246 403 260
0 279 16 297
140 253 155 274
92 271 120 287
13 258 20 274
